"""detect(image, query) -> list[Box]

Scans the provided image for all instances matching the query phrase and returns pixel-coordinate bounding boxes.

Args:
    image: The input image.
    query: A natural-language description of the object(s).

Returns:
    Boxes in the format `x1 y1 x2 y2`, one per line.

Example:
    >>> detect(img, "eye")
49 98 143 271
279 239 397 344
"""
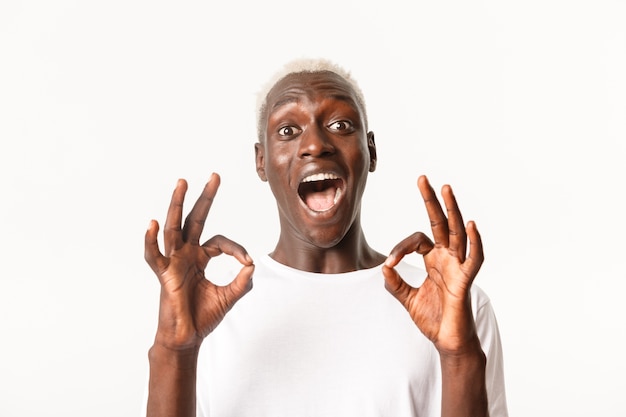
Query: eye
328 120 354 132
278 125 302 137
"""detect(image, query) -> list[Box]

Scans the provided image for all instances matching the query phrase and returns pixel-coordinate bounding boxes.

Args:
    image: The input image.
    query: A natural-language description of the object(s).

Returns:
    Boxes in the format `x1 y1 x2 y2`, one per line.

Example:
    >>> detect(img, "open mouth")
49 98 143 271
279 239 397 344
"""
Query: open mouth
298 173 344 212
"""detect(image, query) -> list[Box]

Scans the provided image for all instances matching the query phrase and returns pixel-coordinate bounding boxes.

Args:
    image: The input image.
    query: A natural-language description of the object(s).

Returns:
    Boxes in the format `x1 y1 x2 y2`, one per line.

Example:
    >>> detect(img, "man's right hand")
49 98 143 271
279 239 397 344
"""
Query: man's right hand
144 173 254 352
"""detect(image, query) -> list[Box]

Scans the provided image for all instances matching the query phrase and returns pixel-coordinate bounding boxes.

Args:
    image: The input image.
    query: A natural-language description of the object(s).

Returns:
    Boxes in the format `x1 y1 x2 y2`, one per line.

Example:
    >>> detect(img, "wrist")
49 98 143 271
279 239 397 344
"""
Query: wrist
149 342 201 371
438 336 486 368
153 322 204 351
438 337 488 417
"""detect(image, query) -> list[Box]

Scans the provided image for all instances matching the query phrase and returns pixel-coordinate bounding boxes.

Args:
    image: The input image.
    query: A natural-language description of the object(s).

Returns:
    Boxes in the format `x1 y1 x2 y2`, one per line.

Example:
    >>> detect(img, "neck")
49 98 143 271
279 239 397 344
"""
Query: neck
270 220 386 274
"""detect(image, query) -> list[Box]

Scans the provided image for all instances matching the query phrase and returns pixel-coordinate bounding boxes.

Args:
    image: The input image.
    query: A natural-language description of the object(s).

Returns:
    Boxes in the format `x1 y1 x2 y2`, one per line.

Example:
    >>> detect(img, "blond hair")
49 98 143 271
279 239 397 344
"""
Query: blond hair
256 58 368 140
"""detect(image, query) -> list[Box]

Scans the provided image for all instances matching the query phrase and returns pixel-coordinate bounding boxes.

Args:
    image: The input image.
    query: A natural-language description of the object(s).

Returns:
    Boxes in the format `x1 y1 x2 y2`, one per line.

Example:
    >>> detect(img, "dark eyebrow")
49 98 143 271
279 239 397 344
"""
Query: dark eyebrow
328 94 359 110
272 94 358 110
271 96 300 111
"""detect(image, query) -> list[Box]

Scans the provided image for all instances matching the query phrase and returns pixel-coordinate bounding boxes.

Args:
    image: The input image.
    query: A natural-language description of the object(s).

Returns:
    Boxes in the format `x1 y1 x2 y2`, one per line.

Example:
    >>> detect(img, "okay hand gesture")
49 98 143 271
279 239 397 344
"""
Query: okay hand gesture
383 175 484 355
144 173 254 351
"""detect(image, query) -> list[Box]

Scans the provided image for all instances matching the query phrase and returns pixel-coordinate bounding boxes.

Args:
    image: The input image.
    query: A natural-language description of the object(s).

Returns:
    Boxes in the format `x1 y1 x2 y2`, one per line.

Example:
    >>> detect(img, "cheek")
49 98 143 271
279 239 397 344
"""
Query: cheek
264 148 295 190
348 145 371 171
272 152 292 168
265 144 294 174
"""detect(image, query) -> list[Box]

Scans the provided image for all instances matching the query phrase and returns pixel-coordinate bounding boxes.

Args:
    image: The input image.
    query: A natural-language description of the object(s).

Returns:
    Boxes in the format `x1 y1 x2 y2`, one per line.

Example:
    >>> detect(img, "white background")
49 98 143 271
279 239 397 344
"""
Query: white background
1 1 625 416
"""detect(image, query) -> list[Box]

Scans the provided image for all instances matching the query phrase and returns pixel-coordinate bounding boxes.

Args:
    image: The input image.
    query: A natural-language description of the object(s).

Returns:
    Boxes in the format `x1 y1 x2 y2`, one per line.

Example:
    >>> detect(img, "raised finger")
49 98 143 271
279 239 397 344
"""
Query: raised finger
182 173 220 244
163 179 188 255
463 221 484 281
201 234 254 266
441 184 467 262
418 175 449 247
385 232 435 268
144 219 168 276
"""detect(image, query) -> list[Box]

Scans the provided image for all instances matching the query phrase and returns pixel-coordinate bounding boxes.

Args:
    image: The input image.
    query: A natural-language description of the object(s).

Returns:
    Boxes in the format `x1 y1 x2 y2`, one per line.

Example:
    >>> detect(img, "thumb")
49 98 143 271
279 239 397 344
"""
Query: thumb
224 264 255 305
382 265 411 305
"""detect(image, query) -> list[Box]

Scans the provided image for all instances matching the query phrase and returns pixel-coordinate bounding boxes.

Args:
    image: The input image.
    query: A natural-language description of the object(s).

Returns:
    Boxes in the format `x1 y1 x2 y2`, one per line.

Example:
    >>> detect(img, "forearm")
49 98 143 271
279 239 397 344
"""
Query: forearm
440 340 488 417
146 343 200 417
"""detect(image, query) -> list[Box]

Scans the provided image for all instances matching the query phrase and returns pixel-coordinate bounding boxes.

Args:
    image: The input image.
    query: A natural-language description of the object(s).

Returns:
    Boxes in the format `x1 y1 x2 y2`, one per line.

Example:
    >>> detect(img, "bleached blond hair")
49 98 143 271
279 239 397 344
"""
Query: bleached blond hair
256 58 368 140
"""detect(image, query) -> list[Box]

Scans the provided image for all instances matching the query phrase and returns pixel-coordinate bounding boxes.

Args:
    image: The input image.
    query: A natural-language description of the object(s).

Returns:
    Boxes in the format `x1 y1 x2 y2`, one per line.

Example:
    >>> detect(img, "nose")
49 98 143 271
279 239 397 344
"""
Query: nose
299 125 335 158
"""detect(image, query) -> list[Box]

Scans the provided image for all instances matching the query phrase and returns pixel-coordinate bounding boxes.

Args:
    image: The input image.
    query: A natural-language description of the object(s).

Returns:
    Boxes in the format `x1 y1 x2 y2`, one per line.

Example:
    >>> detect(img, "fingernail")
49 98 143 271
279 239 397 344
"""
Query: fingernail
384 254 395 267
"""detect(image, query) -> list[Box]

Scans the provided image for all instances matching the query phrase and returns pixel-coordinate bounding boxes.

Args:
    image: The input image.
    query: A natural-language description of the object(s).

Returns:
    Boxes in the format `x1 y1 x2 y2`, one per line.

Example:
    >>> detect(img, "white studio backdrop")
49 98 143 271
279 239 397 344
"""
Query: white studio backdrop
1 1 624 416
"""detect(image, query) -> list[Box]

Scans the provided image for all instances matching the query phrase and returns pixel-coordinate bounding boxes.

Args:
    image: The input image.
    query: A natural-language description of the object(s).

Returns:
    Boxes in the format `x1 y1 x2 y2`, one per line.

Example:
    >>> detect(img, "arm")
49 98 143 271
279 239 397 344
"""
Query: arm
144 173 254 417
383 175 488 417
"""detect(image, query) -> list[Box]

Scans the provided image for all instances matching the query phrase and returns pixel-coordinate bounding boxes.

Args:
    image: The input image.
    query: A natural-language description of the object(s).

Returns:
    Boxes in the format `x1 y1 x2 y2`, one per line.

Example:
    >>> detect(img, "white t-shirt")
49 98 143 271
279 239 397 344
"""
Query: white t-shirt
193 255 508 417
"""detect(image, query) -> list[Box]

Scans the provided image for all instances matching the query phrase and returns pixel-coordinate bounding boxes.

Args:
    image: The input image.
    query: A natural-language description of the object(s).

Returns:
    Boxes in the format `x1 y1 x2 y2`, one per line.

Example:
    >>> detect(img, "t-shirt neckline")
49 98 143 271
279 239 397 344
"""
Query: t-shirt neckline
259 253 385 280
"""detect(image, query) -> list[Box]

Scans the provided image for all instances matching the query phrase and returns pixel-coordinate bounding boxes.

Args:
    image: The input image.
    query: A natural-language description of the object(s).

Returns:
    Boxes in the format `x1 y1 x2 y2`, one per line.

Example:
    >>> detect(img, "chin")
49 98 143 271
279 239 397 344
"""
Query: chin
301 223 353 250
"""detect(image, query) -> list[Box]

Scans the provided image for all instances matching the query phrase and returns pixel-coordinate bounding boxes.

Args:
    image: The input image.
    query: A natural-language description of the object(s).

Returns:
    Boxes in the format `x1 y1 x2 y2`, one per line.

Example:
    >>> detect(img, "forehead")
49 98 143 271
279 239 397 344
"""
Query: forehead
265 71 363 116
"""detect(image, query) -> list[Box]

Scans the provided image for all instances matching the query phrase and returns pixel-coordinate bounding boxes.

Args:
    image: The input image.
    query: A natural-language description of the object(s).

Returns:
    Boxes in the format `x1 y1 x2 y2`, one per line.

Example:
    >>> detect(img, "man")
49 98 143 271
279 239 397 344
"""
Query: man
143 59 508 416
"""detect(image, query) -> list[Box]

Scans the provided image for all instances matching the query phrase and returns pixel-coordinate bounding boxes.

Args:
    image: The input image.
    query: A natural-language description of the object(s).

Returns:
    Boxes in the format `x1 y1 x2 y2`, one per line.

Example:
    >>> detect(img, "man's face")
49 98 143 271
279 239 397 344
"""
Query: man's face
255 71 376 249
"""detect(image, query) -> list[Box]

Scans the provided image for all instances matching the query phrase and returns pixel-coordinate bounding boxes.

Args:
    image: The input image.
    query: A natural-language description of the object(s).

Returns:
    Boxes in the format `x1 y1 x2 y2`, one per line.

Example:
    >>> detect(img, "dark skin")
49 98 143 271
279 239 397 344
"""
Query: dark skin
254 72 383 273
145 71 487 417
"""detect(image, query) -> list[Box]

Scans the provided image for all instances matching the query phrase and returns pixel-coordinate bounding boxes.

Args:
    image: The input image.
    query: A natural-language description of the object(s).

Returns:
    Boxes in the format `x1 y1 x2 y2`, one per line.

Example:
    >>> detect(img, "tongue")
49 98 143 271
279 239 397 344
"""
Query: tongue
305 188 336 211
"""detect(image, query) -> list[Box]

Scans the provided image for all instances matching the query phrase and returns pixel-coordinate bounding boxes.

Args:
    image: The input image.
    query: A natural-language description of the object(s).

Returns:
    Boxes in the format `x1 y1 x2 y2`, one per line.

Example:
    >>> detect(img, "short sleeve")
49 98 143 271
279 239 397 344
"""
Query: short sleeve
473 286 509 417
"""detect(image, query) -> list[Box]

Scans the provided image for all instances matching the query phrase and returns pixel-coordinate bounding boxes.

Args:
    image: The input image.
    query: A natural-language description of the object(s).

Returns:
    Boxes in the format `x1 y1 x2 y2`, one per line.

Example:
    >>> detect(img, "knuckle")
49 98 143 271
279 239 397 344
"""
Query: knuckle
430 219 445 228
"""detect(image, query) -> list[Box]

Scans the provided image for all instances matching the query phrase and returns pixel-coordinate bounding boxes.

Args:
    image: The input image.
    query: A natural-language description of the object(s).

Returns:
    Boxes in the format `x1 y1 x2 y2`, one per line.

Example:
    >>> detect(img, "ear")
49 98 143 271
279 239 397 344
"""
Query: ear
367 131 377 172
254 142 268 181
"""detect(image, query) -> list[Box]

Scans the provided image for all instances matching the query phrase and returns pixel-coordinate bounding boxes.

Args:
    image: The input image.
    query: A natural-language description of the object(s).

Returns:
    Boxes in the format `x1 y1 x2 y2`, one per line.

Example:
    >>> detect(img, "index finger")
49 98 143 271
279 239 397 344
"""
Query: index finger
201 234 254 266
385 231 435 268
418 175 449 247
182 173 221 244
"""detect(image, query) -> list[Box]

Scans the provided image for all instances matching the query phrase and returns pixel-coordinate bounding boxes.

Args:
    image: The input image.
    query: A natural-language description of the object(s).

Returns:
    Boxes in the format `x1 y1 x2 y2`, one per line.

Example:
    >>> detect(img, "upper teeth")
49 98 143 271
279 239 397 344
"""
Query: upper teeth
301 173 339 183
